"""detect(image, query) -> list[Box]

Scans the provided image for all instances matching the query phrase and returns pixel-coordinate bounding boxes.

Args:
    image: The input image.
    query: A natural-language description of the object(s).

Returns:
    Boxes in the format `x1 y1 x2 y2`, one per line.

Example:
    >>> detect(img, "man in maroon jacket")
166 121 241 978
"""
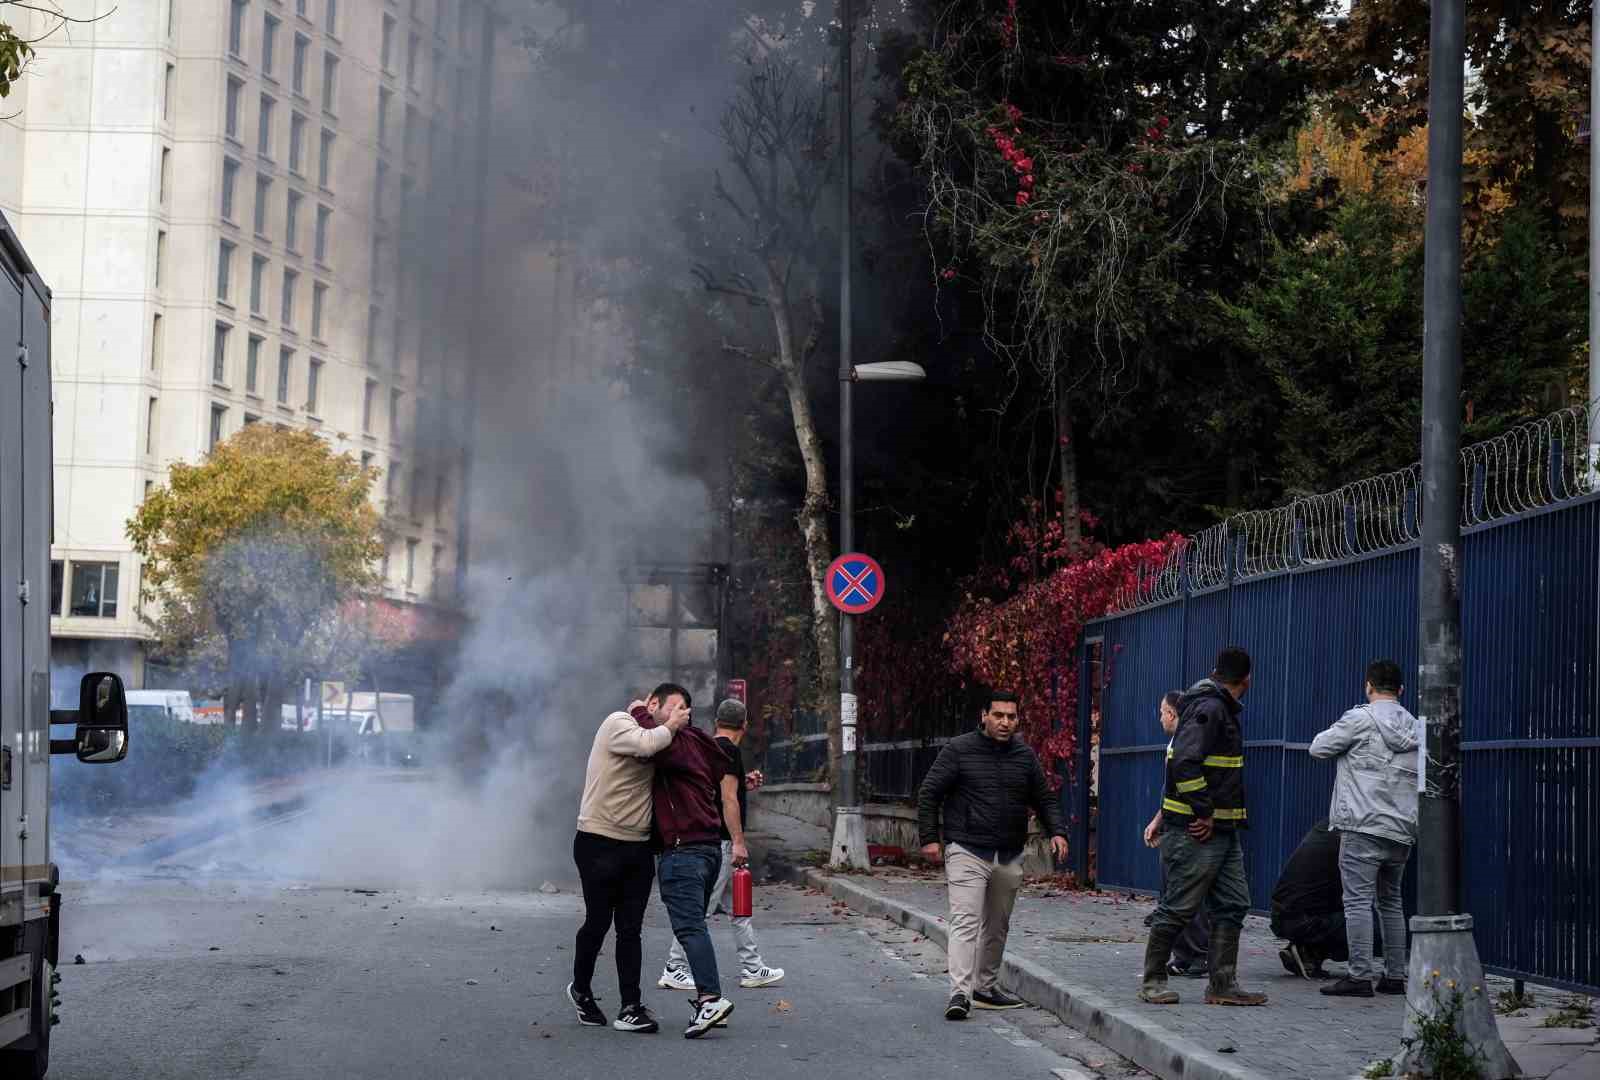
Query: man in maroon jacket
632 694 737 1039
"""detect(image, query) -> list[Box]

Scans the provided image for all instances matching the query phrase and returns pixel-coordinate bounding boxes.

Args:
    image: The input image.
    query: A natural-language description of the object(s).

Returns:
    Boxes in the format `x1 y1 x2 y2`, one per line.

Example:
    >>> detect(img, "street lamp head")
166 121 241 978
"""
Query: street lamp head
852 361 927 383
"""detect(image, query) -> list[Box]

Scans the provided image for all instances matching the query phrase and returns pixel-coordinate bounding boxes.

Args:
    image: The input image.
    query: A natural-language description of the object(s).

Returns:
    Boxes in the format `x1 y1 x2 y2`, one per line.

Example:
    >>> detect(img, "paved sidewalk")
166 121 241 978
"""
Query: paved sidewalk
748 807 1599 1080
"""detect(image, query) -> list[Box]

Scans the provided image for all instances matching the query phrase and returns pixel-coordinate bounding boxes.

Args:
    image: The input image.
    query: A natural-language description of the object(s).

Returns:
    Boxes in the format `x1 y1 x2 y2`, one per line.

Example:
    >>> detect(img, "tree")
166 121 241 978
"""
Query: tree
1299 0 1590 247
692 55 848 790
0 2 112 101
889 0 1327 552
127 426 385 735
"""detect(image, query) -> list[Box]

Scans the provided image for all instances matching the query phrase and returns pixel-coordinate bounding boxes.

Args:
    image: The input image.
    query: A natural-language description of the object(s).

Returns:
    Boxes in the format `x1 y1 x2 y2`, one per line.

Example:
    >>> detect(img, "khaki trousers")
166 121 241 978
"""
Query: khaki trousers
944 842 1025 997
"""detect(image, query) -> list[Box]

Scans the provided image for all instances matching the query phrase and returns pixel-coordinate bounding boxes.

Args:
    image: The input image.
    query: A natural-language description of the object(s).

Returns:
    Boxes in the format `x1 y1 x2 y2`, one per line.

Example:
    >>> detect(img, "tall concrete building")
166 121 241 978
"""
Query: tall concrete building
0 0 512 693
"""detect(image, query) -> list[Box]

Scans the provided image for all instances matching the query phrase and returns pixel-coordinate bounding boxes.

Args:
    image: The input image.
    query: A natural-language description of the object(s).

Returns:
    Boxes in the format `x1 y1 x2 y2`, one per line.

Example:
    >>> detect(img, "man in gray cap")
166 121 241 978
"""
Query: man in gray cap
659 698 786 991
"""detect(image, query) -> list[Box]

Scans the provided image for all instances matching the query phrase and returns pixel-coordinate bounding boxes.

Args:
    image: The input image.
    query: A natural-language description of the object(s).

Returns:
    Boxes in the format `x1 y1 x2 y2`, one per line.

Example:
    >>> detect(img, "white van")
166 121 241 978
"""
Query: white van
125 689 196 724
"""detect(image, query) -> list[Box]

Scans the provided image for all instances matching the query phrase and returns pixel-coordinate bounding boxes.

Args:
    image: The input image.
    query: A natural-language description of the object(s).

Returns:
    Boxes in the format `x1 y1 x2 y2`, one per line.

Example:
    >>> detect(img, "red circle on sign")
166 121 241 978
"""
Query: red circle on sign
827 553 886 615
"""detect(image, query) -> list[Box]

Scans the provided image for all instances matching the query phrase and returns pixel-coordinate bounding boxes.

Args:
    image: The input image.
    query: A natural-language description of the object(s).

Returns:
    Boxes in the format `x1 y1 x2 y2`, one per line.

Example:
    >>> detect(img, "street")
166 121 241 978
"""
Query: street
47 837 1145 1080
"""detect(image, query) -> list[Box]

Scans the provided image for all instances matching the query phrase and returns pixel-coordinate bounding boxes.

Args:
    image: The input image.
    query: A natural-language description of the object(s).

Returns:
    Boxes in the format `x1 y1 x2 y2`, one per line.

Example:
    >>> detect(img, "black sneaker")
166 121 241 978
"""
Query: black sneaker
945 992 971 1020
1320 977 1375 998
1174 960 1209 979
973 988 1025 1010
567 982 607 1026
1377 977 1407 996
613 1003 659 1033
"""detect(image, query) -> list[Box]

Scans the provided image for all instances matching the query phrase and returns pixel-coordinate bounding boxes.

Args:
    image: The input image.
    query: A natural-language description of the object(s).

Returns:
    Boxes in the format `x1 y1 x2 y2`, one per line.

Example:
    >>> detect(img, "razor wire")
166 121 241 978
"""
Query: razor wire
1112 402 1600 615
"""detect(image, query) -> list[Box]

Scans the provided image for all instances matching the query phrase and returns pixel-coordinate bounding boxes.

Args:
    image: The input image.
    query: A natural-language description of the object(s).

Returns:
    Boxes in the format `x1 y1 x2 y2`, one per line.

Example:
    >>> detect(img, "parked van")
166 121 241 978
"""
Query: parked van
125 689 196 725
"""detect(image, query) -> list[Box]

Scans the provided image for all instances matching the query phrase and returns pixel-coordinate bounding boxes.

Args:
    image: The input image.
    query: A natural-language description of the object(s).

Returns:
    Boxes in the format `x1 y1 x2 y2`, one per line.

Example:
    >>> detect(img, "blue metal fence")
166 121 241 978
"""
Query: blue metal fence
1079 406 1600 994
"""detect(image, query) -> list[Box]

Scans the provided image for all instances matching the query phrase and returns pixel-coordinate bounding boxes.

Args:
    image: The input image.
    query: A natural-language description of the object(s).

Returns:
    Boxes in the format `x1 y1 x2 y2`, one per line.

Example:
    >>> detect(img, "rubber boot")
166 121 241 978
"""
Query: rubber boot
1138 925 1180 1005
1204 923 1267 1006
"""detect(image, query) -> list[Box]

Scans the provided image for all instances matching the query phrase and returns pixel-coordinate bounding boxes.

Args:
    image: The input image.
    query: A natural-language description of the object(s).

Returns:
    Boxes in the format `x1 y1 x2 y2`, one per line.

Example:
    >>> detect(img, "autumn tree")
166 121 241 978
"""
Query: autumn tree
127 426 385 735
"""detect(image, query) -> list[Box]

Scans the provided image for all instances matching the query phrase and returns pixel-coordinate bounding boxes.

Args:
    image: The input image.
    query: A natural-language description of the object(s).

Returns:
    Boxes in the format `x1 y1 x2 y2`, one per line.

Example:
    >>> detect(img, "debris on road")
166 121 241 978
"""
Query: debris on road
465 979 480 986
73 954 85 965
539 882 559 895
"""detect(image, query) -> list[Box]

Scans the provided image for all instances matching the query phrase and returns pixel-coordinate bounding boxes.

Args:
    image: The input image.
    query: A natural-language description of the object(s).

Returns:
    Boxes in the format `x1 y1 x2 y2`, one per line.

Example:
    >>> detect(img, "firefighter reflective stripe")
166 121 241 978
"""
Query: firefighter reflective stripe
1203 755 1243 768
1214 807 1248 821
1163 798 1194 815
1176 777 1208 793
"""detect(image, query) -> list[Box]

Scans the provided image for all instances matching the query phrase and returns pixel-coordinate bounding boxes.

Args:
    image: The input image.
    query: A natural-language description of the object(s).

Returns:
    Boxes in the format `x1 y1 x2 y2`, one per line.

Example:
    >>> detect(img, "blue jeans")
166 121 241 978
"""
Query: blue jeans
658 844 723 998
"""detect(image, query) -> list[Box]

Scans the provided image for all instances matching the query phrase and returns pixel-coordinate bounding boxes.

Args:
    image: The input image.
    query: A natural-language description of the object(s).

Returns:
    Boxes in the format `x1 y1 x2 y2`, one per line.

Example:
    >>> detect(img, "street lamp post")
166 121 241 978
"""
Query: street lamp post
1400 1 1519 1075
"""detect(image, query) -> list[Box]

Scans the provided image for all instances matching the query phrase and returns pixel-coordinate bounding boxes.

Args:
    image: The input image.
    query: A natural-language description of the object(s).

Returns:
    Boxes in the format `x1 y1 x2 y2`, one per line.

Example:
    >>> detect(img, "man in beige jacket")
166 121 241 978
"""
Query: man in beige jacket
568 684 691 1034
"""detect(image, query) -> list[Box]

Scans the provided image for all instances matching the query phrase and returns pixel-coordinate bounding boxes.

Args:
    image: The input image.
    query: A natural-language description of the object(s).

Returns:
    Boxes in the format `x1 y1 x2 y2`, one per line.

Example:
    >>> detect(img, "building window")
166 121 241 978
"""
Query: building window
254 173 272 235
258 94 275 158
311 282 328 339
408 468 422 519
314 204 331 262
405 538 418 589
50 560 63 617
389 388 402 440
159 147 171 205
362 379 377 432
282 268 298 326
407 32 419 90
210 404 227 451
226 77 244 138
434 0 445 36
307 357 323 413
318 128 334 188
434 472 446 518
381 15 396 72
289 113 307 174
431 544 444 596
222 157 240 220
69 562 119 618
277 346 293 404
145 396 158 456
247 334 264 393
370 235 385 293
296 0 307 17
262 13 279 77
324 0 338 36
244 412 261 426
386 463 399 506
321 52 338 113
217 239 235 303
286 189 303 252
229 0 247 57
213 322 231 384
292 33 309 94
360 450 374 473
150 313 163 371
380 543 390 583
155 230 167 287
374 159 388 220
377 87 392 147
403 105 418 165
163 63 174 121
250 254 267 314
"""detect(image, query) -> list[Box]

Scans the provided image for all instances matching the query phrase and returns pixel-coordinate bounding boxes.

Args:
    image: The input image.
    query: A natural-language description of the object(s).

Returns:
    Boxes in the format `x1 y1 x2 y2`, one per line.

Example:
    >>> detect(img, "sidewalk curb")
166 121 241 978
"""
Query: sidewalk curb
768 853 1273 1080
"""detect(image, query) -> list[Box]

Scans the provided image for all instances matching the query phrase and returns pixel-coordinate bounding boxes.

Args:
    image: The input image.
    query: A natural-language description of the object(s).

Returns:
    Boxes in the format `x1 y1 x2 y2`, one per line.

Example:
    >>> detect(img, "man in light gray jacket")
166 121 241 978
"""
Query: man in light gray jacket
1309 659 1419 998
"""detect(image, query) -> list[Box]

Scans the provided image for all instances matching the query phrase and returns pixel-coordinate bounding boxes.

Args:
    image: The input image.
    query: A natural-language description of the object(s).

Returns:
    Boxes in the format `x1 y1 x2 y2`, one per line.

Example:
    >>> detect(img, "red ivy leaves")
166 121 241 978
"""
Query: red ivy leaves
944 527 1181 784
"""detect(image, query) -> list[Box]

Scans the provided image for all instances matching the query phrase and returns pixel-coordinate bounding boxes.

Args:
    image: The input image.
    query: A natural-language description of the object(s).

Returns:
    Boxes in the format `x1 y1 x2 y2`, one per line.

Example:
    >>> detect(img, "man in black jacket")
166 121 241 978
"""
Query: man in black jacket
1138 646 1267 1008
918 691 1070 1022
1270 819 1378 979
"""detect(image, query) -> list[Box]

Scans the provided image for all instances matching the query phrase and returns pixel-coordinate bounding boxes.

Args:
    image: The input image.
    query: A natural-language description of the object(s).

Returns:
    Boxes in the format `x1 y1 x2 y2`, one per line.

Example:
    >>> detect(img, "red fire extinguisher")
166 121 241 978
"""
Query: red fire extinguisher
732 866 753 918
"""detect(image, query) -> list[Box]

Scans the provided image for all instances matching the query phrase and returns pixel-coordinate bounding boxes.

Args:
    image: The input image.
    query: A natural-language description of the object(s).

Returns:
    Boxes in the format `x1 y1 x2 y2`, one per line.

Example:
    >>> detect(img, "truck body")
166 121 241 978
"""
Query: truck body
0 213 129 1076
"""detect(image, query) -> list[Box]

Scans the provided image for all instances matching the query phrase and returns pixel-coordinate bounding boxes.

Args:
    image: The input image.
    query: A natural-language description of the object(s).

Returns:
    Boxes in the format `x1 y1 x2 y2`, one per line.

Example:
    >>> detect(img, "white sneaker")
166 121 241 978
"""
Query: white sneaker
657 967 696 992
739 965 785 988
684 996 734 1039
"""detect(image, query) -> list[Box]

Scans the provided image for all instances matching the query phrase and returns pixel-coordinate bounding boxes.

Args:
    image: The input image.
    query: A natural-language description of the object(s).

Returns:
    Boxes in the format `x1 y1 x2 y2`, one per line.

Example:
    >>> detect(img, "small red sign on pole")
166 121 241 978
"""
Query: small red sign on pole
726 679 747 704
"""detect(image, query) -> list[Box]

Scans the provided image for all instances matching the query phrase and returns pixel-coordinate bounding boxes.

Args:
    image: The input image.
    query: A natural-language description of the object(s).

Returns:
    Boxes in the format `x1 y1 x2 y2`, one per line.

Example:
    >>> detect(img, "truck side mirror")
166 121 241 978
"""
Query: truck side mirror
76 671 129 764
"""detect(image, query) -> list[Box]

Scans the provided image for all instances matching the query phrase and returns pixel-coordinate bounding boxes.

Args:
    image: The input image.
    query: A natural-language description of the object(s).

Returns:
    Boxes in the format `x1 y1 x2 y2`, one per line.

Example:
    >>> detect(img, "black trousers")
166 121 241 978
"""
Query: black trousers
1270 908 1383 964
573 830 656 1006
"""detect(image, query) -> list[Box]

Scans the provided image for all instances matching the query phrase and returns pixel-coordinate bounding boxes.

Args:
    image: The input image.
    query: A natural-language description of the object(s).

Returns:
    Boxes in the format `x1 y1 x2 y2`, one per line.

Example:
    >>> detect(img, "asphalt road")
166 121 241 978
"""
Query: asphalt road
48 868 1144 1080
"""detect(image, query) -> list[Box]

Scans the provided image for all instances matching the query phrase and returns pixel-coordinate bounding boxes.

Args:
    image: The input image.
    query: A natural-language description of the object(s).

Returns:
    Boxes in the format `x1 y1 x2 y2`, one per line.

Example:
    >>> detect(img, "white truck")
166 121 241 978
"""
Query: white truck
0 214 131 1077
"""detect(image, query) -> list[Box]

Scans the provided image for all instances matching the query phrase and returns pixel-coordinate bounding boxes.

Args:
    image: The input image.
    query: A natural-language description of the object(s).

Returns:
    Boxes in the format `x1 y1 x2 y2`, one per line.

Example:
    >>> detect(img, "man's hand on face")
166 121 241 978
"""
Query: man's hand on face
664 702 691 733
920 842 943 864
1050 836 1069 862
732 840 749 867
1188 816 1215 843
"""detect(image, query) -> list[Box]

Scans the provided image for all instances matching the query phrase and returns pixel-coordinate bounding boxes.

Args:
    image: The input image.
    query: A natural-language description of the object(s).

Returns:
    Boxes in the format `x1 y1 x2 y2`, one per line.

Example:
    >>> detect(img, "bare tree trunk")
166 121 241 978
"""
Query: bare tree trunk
262 679 286 742
1055 371 1082 551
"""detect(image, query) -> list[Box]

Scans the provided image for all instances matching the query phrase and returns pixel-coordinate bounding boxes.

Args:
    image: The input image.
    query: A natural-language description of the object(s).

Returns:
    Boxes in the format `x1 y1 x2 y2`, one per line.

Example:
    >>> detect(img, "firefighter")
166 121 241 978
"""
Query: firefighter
1138 646 1267 1007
